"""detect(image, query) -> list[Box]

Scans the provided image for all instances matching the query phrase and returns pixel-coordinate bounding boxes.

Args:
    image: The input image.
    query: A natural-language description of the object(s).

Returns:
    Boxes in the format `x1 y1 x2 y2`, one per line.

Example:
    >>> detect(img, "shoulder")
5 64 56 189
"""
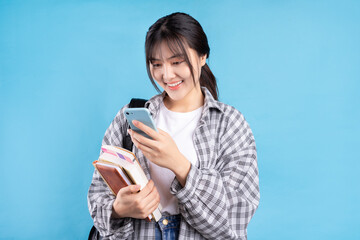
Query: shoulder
146 92 165 117
213 102 256 156
112 103 130 124
202 87 245 122
214 101 244 119
206 94 254 139
206 99 246 130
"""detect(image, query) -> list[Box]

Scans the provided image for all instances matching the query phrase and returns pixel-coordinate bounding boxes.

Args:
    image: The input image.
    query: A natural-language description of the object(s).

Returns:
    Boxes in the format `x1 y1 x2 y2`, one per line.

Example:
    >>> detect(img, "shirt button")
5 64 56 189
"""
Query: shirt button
162 219 169 225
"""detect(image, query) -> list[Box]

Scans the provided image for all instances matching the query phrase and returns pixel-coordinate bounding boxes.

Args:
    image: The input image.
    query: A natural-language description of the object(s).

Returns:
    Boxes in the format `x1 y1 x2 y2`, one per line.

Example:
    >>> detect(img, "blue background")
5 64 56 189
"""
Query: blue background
1 1 359 239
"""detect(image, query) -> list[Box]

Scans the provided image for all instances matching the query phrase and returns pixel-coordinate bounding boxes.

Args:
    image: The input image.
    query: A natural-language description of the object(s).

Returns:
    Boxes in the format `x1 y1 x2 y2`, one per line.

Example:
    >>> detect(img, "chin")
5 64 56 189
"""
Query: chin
166 92 185 102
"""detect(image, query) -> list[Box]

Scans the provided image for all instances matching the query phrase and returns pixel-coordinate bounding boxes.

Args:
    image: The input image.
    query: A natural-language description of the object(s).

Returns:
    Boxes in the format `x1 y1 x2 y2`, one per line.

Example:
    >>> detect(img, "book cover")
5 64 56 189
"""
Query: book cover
93 161 132 195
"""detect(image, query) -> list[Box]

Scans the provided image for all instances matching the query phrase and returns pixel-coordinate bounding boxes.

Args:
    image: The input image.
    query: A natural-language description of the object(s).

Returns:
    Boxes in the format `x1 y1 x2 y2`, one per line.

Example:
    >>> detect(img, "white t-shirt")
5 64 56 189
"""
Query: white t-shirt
149 101 203 215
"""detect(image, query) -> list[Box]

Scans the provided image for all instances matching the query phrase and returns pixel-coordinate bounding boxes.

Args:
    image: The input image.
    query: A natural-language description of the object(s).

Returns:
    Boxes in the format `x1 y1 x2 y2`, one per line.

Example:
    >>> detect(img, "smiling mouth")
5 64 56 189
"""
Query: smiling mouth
167 80 183 87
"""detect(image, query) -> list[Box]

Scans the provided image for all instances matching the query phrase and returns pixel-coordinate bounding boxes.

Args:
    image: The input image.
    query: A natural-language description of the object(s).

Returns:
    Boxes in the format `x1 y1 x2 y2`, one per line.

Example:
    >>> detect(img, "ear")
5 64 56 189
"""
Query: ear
200 54 207 67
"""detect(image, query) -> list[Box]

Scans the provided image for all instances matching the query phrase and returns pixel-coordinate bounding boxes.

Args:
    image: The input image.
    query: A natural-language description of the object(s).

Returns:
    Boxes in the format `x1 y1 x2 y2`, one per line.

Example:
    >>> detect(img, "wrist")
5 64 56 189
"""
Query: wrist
172 154 191 187
112 201 124 218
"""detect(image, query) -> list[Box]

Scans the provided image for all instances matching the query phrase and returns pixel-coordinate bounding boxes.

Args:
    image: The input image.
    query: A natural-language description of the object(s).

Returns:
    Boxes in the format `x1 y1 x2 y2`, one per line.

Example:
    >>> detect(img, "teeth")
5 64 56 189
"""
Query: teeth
168 81 182 87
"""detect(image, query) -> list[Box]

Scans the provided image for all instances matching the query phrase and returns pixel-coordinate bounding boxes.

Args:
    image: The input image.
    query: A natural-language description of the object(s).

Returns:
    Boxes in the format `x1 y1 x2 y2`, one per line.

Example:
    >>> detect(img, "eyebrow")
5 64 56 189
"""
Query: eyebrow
150 54 184 61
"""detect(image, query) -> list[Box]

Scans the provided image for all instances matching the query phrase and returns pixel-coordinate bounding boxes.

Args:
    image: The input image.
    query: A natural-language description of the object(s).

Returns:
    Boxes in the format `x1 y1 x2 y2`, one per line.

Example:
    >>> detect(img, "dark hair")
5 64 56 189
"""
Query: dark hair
145 12 218 100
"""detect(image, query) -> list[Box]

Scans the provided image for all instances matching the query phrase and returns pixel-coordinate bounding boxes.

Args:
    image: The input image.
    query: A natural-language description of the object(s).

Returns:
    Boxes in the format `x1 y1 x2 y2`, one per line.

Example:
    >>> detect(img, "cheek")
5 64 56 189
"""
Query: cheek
151 69 160 81
179 65 192 79
152 70 164 85
192 62 202 79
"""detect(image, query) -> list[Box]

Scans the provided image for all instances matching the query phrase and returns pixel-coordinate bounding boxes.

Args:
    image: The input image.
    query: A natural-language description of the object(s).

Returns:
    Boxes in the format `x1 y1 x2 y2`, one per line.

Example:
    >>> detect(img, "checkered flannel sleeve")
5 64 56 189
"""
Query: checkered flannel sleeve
171 107 260 240
87 105 135 240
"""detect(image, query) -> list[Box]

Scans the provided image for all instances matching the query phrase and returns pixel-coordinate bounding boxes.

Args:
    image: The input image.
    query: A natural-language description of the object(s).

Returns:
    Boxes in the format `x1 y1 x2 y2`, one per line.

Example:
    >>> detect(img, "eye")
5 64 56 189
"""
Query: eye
151 63 162 68
172 60 184 65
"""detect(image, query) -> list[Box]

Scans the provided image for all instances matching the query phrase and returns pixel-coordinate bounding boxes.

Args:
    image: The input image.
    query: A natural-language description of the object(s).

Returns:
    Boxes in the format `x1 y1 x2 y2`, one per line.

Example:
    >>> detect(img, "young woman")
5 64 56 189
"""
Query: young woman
88 12 260 240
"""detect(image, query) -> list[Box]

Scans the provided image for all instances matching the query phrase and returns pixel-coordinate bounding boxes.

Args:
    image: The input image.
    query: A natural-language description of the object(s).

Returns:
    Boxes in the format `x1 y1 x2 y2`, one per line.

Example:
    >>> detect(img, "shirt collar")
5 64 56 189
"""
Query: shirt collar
201 87 223 113
200 87 223 125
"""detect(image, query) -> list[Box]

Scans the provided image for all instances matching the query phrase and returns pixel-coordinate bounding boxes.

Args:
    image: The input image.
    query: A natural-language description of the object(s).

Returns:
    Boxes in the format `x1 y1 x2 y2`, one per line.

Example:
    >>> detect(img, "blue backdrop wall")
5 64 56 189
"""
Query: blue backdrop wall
1 1 359 239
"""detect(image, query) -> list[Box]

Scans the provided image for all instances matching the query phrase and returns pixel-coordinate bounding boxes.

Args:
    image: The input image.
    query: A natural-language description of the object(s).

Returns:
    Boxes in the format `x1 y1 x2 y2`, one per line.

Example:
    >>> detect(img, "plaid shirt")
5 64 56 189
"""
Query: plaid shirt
88 87 260 239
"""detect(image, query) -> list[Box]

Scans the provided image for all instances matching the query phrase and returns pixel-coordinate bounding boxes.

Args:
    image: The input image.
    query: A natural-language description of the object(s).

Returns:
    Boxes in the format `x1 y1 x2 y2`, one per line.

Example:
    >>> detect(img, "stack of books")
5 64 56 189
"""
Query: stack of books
93 145 162 222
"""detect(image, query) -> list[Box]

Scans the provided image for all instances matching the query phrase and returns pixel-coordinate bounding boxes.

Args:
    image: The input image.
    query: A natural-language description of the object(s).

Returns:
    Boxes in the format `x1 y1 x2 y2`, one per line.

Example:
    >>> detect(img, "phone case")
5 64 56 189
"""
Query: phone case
124 108 158 139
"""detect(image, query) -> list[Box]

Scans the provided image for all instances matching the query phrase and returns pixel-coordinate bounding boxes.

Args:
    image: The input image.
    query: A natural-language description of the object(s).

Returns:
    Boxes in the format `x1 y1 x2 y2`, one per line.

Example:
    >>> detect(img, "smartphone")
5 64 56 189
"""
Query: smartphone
124 108 158 139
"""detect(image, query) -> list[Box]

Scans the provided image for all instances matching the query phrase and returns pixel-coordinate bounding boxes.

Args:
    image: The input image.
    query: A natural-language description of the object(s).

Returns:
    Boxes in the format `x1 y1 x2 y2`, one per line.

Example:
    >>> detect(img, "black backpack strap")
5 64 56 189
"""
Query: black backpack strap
122 98 148 151
88 226 99 240
129 98 148 108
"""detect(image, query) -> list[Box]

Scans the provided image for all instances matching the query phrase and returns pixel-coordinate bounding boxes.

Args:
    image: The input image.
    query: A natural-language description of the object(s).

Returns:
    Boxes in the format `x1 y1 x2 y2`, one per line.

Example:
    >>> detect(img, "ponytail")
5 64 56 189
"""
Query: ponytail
200 63 218 100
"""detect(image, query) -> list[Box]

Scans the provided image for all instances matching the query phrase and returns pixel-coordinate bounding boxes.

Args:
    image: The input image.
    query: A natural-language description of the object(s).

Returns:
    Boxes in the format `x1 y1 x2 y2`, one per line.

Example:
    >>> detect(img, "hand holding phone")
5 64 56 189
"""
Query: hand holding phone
124 108 158 139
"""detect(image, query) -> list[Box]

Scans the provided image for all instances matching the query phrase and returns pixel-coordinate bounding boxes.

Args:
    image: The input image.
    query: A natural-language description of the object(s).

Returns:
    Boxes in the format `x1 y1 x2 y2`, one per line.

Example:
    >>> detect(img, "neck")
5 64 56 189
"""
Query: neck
164 88 204 113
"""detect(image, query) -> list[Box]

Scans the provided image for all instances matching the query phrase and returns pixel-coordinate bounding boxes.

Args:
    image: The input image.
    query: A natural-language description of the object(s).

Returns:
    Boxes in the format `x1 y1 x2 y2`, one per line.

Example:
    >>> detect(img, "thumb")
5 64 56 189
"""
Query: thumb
118 184 141 196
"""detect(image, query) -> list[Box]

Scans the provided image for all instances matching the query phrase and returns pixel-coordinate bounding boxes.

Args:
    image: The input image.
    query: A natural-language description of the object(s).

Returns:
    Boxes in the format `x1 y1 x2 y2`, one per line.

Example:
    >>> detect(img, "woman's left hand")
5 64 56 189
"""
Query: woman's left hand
129 120 191 186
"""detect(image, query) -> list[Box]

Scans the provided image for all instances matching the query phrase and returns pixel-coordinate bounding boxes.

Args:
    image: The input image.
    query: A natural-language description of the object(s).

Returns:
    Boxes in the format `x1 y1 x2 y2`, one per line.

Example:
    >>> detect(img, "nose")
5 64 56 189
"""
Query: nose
162 64 176 82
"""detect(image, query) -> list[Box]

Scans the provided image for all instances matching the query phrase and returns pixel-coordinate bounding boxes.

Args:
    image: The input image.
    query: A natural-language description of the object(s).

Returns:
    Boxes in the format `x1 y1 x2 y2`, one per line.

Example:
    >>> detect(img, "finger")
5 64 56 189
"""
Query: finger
144 196 160 217
129 130 149 151
147 186 160 205
140 185 160 212
129 130 150 150
148 197 160 214
130 129 156 149
138 180 154 198
136 139 155 156
132 120 159 140
157 127 167 136
128 129 140 146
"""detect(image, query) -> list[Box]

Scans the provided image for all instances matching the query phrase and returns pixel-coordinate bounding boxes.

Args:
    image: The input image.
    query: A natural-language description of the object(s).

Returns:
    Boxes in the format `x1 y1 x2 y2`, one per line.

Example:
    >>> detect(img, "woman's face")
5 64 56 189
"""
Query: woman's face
149 41 206 105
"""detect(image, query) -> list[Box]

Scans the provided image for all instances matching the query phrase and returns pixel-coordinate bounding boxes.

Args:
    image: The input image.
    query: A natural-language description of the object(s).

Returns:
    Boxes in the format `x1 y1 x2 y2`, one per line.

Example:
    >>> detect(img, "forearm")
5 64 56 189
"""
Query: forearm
171 165 259 240
170 153 191 187
171 166 235 239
